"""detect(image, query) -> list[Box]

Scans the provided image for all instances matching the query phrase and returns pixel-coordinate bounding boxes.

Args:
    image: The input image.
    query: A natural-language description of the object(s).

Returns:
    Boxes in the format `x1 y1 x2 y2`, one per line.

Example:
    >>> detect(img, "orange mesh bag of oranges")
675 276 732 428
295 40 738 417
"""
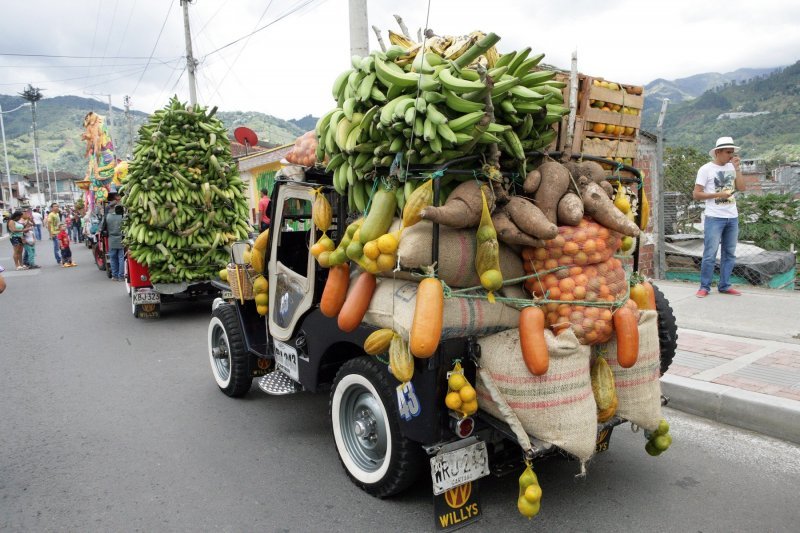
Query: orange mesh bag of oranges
520 218 639 345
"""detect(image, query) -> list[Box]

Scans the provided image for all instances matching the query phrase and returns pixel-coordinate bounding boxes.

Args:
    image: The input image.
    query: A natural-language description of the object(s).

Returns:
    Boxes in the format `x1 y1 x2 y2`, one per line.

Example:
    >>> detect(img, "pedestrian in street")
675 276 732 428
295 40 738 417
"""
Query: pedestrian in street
0 263 6 293
693 136 745 298
57 223 76 267
32 207 43 240
6 211 28 270
258 187 271 232
102 204 125 281
21 208 39 269
47 203 62 265
72 209 83 243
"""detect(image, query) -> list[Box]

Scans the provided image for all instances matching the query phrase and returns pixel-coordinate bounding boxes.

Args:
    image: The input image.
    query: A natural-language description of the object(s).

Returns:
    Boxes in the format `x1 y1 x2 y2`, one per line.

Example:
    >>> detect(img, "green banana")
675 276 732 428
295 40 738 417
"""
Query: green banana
438 68 486 93
443 89 485 113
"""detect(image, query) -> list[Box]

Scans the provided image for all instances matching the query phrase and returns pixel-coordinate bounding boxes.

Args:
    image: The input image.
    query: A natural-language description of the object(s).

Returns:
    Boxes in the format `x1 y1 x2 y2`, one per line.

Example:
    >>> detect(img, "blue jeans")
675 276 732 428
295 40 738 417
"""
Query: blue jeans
34 224 42 240
109 248 125 279
52 236 62 264
700 216 739 292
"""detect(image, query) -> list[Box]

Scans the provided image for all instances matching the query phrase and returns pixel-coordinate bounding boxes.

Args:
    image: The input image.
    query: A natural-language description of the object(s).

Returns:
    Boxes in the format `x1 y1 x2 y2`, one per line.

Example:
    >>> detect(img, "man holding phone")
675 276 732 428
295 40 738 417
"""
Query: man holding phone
693 136 745 298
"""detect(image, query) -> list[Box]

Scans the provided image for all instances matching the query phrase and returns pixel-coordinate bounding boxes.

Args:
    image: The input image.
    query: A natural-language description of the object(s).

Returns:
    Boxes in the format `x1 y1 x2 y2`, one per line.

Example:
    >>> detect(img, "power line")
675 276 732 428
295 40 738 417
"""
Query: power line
131 0 175 97
0 52 176 60
113 0 138 59
202 0 323 59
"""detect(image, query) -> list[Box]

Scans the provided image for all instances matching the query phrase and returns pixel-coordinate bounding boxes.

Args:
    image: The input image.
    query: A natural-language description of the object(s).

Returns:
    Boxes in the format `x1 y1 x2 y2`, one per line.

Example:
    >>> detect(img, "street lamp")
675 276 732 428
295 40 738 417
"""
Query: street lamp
0 102 31 211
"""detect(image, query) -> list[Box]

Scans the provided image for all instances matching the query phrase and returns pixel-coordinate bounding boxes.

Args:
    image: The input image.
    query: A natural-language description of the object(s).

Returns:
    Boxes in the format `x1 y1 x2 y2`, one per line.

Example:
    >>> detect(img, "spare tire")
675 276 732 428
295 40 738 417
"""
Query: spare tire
652 284 678 375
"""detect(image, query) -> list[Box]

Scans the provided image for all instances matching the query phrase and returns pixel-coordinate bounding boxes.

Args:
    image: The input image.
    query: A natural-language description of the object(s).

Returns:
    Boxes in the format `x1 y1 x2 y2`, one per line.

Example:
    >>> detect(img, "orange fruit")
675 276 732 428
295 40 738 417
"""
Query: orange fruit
604 123 615 134
592 122 605 134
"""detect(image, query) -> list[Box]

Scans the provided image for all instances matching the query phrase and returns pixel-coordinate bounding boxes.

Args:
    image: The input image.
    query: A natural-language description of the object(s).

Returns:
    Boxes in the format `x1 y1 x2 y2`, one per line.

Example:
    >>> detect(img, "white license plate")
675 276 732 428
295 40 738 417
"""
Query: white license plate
430 440 490 495
132 291 160 305
221 290 233 300
273 340 299 381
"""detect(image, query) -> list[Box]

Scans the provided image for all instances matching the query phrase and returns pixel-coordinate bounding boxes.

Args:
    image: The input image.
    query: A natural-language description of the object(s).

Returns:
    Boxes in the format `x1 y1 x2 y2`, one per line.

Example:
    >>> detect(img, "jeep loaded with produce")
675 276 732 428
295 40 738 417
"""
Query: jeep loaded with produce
206 28 677 526
120 97 252 319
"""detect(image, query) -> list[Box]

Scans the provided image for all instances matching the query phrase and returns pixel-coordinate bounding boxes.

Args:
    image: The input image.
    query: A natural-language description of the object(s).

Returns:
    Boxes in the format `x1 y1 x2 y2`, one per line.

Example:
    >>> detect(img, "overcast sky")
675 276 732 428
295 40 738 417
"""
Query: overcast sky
1 0 798 122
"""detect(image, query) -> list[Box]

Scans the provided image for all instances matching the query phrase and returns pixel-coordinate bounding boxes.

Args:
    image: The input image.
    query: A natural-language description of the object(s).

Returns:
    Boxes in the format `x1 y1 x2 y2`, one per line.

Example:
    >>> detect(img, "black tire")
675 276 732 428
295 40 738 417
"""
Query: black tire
330 357 423 498
94 242 106 271
653 284 678 375
207 304 252 397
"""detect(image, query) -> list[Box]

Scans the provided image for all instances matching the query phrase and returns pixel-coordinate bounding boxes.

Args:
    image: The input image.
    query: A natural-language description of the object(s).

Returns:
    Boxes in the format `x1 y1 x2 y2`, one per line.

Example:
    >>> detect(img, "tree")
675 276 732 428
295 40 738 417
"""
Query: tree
664 146 709 232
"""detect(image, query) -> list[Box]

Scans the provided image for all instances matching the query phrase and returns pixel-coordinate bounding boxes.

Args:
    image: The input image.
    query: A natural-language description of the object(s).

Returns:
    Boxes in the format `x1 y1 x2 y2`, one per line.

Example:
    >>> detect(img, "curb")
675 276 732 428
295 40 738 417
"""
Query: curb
661 374 800 445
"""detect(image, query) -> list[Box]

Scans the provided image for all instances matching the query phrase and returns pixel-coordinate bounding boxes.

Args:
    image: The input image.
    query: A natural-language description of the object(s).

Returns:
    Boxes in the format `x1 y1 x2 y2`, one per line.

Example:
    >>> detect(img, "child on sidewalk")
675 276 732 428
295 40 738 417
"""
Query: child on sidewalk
57 223 76 267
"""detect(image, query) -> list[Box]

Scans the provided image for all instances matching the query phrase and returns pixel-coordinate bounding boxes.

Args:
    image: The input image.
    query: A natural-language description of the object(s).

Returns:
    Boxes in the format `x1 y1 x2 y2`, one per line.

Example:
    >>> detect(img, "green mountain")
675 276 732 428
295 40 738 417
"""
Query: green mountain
641 61 800 162
0 94 310 177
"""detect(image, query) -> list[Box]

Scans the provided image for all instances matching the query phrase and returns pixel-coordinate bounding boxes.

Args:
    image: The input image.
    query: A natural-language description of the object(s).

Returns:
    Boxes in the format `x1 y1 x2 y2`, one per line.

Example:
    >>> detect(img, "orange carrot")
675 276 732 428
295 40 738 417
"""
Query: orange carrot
613 307 639 368
409 278 444 358
519 307 549 375
320 264 350 318
337 272 376 332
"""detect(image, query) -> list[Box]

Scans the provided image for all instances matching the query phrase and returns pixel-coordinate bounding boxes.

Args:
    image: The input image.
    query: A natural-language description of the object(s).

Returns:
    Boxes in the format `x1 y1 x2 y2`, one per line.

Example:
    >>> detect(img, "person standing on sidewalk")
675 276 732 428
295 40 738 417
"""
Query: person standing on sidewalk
32 207 43 240
6 211 27 270
47 203 62 265
21 208 39 269
693 136 745 298
102 204 125 281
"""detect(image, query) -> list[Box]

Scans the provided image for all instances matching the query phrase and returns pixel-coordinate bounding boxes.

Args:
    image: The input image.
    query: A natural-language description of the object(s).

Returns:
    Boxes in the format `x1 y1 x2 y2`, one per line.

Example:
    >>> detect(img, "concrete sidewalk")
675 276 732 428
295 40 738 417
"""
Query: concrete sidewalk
655 280 800 444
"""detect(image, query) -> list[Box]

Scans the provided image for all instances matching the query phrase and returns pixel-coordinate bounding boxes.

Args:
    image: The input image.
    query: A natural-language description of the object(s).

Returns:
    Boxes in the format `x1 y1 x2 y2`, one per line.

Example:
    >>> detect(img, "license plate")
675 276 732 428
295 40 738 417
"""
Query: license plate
430 440 490 495
132 290 160 305
221 289 233 300
273 340 299 382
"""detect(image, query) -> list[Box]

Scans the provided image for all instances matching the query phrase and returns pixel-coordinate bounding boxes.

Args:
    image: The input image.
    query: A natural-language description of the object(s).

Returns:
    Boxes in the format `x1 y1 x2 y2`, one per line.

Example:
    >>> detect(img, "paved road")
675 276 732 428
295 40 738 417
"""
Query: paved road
2 244 799 532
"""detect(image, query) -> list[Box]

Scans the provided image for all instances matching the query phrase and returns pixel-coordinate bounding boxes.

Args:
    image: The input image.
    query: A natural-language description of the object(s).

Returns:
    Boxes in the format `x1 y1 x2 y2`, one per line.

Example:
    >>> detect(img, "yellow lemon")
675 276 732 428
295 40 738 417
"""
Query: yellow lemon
459 385 477 403
255 293 269 306
317 251 332 268
480 269 503 292
319 234 335 252
445 391 463 410
376 253 396 272
517 496 540 518
253 275 268 294
461 399 478 415
524 484 542 503
363 240 381 260
219 268 228 282
448 373 466 391
256 304 269 316
377 233 399 254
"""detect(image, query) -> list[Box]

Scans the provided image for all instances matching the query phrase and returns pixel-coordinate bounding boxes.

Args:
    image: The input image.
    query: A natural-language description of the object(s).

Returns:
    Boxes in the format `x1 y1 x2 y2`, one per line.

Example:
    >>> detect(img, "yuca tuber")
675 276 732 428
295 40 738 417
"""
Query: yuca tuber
599 180 615 198
492 209 545 248
533 161 571 225
420 180 494 228
522 169 542 194
557 192 584 226
562 160 582 193
505 196 558 239
580 161 607 184
578 176 640 237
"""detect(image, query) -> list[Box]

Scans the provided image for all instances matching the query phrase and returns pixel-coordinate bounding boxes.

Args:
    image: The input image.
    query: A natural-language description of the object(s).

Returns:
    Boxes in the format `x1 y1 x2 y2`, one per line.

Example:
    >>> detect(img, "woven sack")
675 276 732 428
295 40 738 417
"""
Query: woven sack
360 277 519 341
475 327 597 463
602 310 662 431
396 221 524 288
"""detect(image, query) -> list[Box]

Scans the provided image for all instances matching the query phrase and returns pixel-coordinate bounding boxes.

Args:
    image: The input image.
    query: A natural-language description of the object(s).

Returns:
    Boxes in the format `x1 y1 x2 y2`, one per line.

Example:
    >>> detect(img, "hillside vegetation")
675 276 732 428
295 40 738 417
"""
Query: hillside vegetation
0 94 308 177
641 61 800 162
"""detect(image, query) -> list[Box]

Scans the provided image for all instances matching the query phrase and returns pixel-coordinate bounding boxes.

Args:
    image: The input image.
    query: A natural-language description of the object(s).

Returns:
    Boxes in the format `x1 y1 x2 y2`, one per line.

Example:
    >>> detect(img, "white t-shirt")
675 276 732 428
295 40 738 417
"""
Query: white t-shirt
32 212 43 225
695 161 738 218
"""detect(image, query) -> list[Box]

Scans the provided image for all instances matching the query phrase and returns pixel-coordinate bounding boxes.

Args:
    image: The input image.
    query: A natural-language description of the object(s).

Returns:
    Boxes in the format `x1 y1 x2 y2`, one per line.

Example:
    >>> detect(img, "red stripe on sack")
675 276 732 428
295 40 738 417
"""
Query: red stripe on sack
492 365 589 385
475 296 484 328
456 297 469 336
506 388 592 409
455 232 469 283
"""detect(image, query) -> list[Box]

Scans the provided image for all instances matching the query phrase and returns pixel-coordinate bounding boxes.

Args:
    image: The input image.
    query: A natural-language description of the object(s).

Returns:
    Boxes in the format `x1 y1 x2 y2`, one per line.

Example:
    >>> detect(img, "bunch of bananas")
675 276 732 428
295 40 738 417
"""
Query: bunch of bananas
122 96 251 283
316 30 569 201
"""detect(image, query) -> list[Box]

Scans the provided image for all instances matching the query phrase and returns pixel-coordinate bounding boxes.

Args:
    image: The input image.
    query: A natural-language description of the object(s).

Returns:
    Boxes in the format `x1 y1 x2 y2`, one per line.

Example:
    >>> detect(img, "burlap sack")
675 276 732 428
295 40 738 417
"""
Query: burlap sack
361 277 519 341
602 310 662 430
396 221 525 288
475 327 597 462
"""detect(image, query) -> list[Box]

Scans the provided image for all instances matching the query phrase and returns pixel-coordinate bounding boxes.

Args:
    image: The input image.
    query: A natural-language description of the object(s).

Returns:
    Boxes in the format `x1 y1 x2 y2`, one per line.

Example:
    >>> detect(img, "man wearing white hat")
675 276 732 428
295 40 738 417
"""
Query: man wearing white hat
692 136 745 298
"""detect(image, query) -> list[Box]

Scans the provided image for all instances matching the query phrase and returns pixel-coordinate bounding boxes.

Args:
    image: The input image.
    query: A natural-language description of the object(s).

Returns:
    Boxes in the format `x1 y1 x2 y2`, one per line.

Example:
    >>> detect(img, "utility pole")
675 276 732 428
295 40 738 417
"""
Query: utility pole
348 0 369 57
124 95 133 158
655 98 670 279
31 103 42 206
45 161 53 205
181 0 198 106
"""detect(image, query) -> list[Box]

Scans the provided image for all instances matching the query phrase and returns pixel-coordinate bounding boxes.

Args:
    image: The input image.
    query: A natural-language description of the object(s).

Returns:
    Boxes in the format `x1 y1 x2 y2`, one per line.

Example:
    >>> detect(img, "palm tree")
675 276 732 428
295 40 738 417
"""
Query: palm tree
19 84 44 203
